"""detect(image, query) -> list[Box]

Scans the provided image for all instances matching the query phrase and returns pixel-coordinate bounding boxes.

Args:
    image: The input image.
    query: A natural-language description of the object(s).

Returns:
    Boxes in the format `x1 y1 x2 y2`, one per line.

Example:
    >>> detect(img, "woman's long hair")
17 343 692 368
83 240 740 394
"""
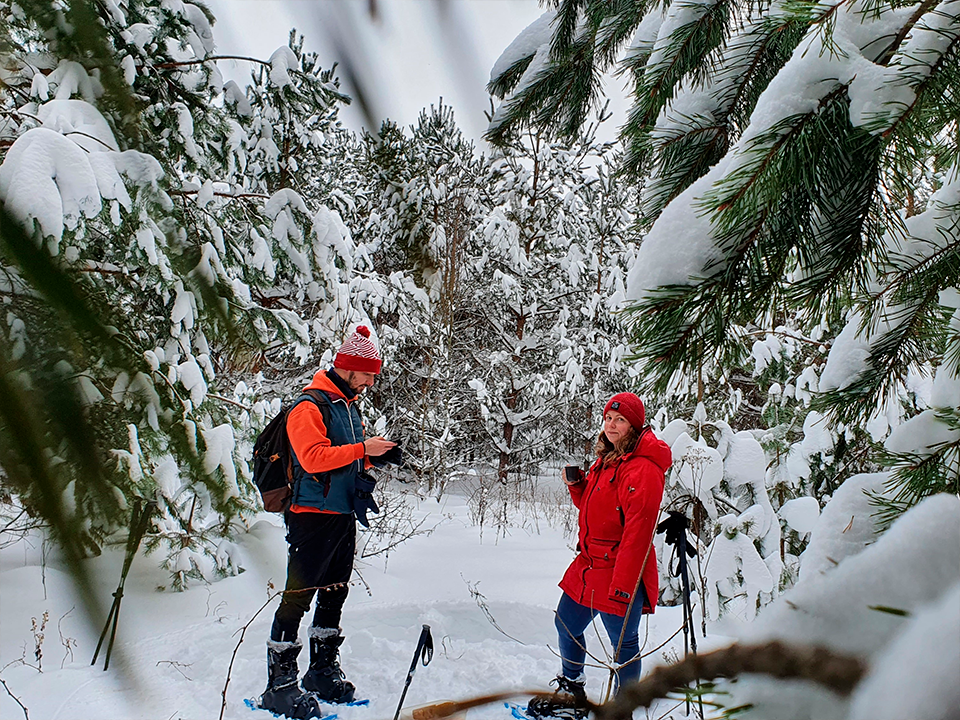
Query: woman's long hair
595 424 641 466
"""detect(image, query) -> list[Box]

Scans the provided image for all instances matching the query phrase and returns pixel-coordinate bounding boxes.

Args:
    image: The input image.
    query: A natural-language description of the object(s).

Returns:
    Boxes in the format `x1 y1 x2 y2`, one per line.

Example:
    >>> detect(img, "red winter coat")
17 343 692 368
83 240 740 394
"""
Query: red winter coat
559 428 671 616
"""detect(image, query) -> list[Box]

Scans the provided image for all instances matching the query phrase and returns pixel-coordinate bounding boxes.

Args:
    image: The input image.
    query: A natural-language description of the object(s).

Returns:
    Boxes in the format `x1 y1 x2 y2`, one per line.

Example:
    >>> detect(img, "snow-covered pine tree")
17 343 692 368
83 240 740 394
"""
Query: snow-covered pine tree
0 0 355 588
655 400 825 622
488 0 960 516
345 104 487 493
346 104 638 495
465 122 635 483
212 28 363 376
2 0 251 588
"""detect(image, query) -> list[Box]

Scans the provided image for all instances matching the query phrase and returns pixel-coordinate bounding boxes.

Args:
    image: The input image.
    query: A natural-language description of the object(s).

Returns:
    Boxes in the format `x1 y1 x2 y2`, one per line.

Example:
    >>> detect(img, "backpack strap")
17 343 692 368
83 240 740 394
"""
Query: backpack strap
298 388 334 426
285 389 336 491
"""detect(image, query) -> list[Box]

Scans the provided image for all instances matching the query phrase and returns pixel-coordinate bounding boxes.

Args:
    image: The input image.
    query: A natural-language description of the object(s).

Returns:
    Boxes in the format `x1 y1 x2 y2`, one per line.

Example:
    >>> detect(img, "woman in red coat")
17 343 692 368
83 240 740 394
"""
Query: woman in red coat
529 393 670 718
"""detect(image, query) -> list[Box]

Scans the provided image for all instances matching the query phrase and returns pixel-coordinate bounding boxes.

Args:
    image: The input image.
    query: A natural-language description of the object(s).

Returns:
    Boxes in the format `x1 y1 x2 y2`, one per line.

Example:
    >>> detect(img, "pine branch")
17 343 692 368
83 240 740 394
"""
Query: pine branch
627 10 809 208
15 0 138 125
487 0 647 145
881 27 960 141
488 52 538 100
621 0 737 157
153 54 272 69
815 298 946 424
875 0 941 67
551 0 590 55
593 0 652 66
872 421 960 527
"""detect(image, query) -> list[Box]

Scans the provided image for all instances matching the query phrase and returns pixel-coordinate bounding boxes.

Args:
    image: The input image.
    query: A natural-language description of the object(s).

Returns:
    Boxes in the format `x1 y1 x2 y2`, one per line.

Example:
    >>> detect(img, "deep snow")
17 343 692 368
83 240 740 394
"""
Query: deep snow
0 489 697 720
3 480 959 720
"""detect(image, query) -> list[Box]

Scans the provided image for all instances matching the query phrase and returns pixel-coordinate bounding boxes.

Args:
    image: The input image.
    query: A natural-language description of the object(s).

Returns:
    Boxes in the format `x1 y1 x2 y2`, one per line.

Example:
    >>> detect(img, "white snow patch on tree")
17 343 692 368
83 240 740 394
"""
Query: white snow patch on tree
732 494 960 720
46 60 102 103
489 9 556 83
672 432 723 495
154 457 184 501
705 514 775 621
624 4 668 59
930 362 960 407
177 358 207 406
268 46 299 89
819 310 872 391
779 496 820 534
223 80 252 117
659 418 689 448
849 581 960 720
201 423 239 501
884 409 960 456
800 472 891 580
626 154 732 299
76 374 104 405
800 410 834 462
38 98 119 151
0 128 101 245
723 432 767 492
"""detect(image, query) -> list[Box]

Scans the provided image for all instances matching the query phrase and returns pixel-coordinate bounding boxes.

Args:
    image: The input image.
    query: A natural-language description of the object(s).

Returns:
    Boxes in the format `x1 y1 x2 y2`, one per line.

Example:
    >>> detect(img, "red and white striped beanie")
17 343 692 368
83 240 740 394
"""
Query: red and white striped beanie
333 325 382 374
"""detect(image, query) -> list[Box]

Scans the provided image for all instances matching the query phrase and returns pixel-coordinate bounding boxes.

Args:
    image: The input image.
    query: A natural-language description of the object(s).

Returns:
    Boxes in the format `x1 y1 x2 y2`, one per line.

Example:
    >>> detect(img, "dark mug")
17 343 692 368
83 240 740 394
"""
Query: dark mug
563 465 584 485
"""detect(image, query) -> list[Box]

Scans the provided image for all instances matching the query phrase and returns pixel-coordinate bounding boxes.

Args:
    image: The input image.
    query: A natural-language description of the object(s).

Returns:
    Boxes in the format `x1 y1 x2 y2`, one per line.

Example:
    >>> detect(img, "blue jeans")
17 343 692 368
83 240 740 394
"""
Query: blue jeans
554 591 645 690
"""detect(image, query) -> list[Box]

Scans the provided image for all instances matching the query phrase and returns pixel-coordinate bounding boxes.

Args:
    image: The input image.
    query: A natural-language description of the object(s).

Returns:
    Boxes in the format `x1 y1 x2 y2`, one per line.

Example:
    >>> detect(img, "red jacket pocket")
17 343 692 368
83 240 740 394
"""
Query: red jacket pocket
586 537 618 568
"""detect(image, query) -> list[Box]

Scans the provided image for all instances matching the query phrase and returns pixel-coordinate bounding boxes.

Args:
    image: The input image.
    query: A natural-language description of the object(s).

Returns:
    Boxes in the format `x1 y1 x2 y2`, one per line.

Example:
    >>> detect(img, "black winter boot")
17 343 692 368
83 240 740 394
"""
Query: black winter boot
527 675 589 720
261 640 324 719
301 628 356 703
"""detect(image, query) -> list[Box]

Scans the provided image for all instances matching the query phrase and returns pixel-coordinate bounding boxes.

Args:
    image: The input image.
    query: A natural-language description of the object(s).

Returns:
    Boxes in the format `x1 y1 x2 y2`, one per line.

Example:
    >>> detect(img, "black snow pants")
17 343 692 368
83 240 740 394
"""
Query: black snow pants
270 511 356 642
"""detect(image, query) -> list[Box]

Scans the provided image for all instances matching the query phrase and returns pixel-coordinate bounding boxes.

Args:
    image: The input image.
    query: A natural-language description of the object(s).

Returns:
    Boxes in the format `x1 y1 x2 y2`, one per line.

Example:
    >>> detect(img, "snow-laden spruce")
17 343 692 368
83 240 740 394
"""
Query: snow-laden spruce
0 0 364 589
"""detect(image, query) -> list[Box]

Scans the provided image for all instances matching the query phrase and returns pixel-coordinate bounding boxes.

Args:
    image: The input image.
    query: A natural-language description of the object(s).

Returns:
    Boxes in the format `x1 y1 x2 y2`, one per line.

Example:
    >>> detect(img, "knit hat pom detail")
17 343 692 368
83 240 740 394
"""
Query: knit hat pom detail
333 325 382 374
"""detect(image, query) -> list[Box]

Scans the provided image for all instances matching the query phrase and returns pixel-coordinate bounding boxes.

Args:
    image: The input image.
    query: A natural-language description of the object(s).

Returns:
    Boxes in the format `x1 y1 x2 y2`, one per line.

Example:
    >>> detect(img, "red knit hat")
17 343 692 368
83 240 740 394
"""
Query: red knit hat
333 325 382 374
603 392 645 431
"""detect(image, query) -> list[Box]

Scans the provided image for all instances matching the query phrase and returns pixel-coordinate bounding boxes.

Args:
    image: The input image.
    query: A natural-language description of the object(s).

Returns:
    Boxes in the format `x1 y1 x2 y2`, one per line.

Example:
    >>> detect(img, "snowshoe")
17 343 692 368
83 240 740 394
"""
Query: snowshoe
245 697 335 720
525 675 589 720
319 699 369 709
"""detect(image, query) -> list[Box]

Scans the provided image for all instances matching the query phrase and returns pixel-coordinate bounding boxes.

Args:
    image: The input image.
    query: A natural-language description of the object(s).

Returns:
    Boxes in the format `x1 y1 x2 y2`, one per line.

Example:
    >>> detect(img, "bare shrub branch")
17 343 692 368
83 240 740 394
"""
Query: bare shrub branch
0 677 29 720
157 660 193 681
596 641 867 720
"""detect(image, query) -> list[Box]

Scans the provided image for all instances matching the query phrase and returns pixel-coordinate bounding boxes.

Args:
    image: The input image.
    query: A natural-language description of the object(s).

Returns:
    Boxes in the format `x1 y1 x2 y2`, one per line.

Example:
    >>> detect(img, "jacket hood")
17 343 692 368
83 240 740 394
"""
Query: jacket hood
631 428 672 472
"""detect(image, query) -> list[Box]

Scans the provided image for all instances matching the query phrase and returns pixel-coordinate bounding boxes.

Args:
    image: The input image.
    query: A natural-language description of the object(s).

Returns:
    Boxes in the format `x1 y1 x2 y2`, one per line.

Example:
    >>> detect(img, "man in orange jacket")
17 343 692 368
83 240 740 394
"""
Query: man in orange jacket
261 326 397 719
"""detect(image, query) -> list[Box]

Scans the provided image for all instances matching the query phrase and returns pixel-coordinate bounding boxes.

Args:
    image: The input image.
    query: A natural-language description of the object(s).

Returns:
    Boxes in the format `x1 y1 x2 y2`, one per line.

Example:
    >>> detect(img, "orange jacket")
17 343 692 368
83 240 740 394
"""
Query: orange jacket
286 369 368 513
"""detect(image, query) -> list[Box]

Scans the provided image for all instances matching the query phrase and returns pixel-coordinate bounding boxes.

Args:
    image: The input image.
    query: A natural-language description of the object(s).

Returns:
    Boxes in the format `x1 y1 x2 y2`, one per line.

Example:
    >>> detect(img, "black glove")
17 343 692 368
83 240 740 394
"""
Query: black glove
369 443 402 467
353 472 379 528
657 511 697 558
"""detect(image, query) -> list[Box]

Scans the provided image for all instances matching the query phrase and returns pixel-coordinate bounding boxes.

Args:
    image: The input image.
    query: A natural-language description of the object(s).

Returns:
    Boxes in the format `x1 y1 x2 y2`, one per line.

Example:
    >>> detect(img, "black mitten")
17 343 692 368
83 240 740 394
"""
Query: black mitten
353 472 379 528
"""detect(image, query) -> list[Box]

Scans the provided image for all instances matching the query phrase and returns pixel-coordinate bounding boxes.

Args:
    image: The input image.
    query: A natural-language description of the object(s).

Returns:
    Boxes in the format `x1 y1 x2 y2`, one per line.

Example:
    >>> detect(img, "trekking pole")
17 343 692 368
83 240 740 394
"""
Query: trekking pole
675 524 698 659
393 624 434 720
657 511 701 717
676 519 700 717
91 498 156 670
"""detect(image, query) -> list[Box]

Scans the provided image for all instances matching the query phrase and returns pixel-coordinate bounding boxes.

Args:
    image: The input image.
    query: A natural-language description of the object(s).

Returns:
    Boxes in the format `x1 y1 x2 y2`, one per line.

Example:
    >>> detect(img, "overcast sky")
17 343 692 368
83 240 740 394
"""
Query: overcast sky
204 0 546 142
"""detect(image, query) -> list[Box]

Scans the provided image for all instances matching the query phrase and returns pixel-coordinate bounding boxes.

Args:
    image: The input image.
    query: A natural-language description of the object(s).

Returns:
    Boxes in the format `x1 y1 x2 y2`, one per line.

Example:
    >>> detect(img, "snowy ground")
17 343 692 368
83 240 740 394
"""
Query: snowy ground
0 486 710 720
